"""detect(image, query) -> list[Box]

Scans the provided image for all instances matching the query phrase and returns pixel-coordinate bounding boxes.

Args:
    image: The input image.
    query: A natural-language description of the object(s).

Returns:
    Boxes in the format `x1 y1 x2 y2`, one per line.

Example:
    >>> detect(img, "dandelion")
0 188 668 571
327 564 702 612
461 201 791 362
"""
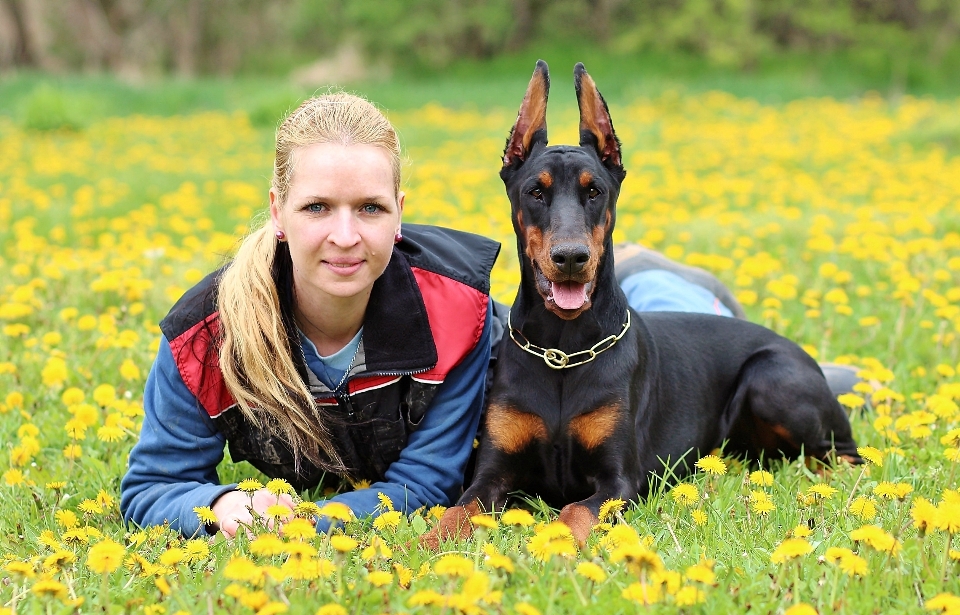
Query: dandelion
375 492 394 511
837 393 865 410
294 501 321 517
250 534 285 557
193 506 218 526
691 509 708 526
31 577 68 600
925 593 960 612
223 556 263 584
434 554 474 577
265 504 292 521
622 580 663 605
575 561 606 583
282 518 316 540
86 539 126 573
874 482 913 500
749 470 774 486
770 538 813 564
367 570 392 587
598 498 626 521
329 535 358 553
850 524 901 553
671 483 699 506
807 484 839 500
849 496 878 520
501 508 535 526
857 446 883 466
514 602 542 615
695 455 727 475
784 604 819 615
237 478 263 493
318 502 353 522
685 560 716 585
262 478 291 496
372 510 403 531
482 544 515 573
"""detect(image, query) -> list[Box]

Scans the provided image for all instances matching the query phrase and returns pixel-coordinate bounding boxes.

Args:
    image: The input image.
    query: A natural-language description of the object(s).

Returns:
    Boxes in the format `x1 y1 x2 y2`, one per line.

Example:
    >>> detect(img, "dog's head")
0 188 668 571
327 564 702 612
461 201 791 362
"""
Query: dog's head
501 60 626 320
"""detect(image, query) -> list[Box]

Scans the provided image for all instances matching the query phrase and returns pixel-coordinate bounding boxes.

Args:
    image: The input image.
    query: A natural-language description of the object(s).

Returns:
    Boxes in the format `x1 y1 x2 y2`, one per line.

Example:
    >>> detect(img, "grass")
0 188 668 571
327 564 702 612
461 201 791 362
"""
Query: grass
1 62 960 613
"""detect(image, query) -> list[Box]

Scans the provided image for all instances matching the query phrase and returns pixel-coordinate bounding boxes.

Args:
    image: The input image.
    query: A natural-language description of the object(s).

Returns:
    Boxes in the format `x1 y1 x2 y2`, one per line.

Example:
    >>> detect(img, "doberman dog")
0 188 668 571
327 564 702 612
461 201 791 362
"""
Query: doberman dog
421 60 861 549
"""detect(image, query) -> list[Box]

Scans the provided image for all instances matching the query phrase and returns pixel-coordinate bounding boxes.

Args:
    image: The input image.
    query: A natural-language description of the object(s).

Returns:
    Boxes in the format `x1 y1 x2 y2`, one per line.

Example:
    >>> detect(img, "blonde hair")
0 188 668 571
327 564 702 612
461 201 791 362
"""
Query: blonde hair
216 93 401 474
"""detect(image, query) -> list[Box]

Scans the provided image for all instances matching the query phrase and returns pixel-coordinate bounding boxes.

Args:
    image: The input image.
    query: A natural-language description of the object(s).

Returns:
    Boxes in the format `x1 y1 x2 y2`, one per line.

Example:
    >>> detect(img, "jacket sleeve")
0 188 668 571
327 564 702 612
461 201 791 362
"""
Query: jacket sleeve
316 297 493 531
120 337 236 536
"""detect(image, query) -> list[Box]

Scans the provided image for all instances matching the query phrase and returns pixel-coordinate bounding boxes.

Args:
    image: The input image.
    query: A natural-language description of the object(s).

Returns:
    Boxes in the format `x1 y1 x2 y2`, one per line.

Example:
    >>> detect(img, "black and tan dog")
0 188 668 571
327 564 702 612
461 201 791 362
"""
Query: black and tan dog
422 60 860 548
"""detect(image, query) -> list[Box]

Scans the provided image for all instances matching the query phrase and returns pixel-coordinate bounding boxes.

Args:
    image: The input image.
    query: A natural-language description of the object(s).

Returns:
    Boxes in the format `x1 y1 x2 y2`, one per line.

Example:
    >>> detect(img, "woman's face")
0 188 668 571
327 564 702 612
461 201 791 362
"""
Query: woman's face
270 142 403 305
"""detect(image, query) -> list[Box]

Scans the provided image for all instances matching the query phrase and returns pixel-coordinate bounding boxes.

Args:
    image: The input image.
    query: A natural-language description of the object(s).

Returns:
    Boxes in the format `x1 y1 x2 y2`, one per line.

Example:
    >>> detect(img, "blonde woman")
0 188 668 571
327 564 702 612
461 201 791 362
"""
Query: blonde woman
120 94 500 537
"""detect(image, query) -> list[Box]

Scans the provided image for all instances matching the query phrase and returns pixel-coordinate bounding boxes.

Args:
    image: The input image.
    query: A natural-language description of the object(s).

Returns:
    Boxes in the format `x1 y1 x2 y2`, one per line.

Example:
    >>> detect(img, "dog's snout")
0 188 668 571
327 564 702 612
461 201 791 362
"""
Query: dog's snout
550 243 590 275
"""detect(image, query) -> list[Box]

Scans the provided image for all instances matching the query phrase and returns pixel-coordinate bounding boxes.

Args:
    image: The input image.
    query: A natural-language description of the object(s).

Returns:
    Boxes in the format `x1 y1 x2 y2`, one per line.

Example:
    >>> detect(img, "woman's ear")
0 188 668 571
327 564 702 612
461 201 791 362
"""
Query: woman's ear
396 191 405 234
269 188 284 235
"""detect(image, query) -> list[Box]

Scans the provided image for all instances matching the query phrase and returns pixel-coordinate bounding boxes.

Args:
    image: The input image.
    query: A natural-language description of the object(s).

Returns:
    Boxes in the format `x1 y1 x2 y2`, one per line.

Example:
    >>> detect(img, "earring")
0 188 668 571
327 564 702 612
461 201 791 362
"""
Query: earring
395 232 402 243
276 230 285 241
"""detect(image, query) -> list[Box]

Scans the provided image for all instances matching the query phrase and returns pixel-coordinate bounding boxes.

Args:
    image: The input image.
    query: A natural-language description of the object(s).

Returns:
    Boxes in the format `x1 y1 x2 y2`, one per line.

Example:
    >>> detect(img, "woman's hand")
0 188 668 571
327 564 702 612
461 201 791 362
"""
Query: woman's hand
211 488 296 538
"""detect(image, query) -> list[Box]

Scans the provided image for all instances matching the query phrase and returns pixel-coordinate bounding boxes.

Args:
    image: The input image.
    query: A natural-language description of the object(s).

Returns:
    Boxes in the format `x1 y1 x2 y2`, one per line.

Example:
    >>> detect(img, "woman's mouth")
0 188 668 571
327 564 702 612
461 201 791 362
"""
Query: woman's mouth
323 259 364 276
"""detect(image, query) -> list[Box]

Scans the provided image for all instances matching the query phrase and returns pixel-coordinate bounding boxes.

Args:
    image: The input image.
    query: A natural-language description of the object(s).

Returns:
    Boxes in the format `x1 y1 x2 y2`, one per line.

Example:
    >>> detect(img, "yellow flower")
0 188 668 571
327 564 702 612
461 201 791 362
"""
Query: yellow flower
86 539 126 573
372 510 403 531
873 481 913 500
119 358 141 381
31 577 68 600
282 518 316 540
514 602 542 615
318 502 353 522
856 446 883 466
434 554 474 577
807 484 839 500
482 544 515 573
784 604 819 615
671 483 699 506
193 506 218 525
850 524 901 553
375 492 394 512
265 504 292 520
748 470 774 486
501 508 535 526
925 593 960 612
265 478 293 496
315 604 348 615
695 455 727 475
622 581 663 605
770 538 813 564
849 496 877 520
237 478 263 493
610 544 664 574
837 393 865 410
691 509 708 526
598 498 626 521
685 560 716 585
367 570 392 587
329 534 358 553
470 513 498 529
250 534 285 557
223 556 263 584
675 585 705 606
575 561 607 583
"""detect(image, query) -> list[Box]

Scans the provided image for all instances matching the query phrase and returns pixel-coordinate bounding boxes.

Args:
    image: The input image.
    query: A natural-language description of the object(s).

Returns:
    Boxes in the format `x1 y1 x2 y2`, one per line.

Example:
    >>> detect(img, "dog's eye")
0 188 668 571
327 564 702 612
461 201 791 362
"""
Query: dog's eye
587 187 601 200
529 188 544 200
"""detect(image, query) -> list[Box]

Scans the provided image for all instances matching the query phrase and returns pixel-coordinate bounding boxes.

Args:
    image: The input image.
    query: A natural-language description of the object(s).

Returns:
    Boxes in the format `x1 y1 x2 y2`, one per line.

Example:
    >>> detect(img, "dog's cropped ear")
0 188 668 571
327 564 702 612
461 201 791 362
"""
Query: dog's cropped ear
502 59 549 170
574 63 622 170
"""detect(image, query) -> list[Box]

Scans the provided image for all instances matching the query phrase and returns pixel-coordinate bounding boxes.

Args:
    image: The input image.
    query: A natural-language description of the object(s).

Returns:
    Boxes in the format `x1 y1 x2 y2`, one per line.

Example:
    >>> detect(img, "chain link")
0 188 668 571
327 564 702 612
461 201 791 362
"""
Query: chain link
507 310 631 369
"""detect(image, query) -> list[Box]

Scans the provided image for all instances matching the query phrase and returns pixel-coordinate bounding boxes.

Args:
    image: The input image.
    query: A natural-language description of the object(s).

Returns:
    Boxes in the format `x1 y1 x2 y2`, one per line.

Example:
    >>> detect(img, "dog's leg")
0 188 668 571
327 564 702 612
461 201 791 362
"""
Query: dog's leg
559 477 635 548
726 345 862 465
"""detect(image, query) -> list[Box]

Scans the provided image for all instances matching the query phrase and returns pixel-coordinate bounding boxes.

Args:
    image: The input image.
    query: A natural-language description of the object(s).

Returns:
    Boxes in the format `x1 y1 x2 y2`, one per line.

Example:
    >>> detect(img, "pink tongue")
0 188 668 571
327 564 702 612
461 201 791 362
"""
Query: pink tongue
552 282 587 310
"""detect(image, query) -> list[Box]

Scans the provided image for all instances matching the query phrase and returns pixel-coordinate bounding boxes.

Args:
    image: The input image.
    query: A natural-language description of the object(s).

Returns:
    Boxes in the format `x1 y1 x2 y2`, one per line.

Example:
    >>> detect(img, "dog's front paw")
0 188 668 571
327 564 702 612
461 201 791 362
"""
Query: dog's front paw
559 503 598 548
419 505 475 550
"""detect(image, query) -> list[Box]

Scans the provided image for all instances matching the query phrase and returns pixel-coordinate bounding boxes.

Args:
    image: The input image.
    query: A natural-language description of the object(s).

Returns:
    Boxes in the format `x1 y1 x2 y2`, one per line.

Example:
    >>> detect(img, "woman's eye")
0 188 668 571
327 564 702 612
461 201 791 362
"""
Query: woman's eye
305 203 325 213
362 203 382 214
529 188 543 200
587 187 601 199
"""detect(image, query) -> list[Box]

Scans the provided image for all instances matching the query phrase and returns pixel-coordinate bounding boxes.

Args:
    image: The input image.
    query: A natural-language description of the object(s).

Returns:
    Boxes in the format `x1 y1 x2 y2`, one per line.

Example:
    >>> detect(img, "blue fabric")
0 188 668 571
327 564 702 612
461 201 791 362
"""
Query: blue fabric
120 299 491 537
622 270 733 317
299 328 363 389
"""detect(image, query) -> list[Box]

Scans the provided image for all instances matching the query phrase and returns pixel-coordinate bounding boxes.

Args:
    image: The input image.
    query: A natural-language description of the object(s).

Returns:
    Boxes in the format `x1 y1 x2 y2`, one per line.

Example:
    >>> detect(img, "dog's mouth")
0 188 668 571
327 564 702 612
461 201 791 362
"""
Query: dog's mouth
534 262 593 312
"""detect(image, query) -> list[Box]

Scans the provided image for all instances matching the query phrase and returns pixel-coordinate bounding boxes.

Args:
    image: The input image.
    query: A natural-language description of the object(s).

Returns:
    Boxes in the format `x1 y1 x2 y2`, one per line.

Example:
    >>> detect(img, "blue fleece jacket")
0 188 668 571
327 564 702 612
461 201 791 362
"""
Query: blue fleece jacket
120 298 492 536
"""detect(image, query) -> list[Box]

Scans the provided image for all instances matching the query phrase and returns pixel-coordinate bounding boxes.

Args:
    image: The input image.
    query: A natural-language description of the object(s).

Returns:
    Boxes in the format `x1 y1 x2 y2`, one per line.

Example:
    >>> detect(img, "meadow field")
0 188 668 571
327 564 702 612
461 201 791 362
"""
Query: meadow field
1 76 960 614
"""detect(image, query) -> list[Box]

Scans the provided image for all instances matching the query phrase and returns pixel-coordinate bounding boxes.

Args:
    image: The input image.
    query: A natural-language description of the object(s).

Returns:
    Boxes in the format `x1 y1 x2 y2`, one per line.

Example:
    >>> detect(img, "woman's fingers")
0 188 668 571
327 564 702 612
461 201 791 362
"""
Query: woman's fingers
213 489 300 537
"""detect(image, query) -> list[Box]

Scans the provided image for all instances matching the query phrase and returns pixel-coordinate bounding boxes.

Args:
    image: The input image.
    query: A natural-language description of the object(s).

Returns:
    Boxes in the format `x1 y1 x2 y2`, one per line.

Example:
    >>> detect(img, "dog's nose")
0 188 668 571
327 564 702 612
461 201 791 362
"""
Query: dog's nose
550 243 590 275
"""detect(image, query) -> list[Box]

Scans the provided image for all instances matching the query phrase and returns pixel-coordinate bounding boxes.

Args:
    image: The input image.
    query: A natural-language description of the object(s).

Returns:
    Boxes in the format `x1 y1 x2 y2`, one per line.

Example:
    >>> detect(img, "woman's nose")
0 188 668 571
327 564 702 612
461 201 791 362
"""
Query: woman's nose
327 207 361 246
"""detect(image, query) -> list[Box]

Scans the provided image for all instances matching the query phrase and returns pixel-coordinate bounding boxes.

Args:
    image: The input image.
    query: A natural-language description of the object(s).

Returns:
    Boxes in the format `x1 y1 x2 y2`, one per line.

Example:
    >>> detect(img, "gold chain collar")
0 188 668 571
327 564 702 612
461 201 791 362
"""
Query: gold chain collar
507 309 631 370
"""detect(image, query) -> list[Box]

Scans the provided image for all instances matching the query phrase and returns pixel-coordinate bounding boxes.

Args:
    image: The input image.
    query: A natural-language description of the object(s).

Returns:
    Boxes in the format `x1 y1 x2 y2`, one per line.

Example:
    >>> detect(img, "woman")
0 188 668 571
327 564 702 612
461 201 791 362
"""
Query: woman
120 93 499 537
